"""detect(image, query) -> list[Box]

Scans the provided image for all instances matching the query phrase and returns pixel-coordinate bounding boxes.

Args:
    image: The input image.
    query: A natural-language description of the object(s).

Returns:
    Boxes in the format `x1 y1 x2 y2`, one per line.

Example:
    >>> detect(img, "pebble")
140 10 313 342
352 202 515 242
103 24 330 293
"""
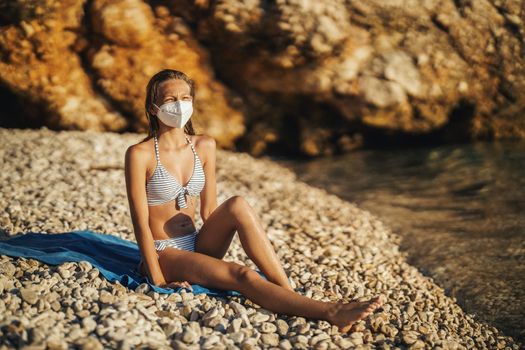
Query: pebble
2 262 16 277
99 290 114 304
135 283 149 294
261 333 279 346
229 331 244 344
260 322 277 333
279 339 293 350
202 334 220 348
82 317 97 333
227 318 242 333
20 288 38 305
78 261 93 272
57 266 71 279
250 313 270 324
295 322 310 334
181 329 199 344
276 319 289 336
310 333 330 346
230 301 247 315
402 330 419 345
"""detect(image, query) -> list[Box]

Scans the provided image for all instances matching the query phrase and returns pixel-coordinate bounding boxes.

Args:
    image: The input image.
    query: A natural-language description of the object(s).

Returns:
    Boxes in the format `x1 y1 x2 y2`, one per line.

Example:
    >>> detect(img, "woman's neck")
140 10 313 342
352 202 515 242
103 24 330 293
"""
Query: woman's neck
157 127 187 149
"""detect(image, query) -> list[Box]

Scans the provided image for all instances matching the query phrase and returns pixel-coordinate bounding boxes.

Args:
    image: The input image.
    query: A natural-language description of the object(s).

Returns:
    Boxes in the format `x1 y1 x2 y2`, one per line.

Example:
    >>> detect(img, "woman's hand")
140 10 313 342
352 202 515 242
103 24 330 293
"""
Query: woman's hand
159 280 193 291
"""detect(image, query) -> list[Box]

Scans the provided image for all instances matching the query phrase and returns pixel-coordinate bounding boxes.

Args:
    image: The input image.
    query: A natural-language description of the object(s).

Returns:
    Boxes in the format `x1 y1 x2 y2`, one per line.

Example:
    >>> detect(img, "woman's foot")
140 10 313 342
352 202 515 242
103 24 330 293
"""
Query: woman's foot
327 296 383 333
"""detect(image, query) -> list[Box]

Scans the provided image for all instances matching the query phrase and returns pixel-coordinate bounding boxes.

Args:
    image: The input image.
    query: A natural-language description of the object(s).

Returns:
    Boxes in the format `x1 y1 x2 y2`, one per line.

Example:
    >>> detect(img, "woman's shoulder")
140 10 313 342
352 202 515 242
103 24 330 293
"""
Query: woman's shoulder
191 133 216 151
125 136 154 161
190 134 216 164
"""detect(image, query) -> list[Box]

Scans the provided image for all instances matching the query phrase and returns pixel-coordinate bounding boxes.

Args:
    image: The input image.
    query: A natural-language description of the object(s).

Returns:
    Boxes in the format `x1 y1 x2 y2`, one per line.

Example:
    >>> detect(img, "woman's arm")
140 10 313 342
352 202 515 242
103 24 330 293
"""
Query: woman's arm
199 135 218 222
124 144 166 286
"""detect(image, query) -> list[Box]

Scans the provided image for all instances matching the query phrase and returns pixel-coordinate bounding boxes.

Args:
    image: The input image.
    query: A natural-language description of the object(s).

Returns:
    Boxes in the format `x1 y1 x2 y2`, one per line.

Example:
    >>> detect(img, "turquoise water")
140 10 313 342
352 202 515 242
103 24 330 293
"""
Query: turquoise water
276 140 525 342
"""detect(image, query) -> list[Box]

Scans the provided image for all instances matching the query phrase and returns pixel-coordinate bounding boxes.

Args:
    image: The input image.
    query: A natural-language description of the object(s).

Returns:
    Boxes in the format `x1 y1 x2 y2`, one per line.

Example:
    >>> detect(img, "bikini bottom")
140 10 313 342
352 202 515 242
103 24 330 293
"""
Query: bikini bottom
137 229 199 275
154 230 199 252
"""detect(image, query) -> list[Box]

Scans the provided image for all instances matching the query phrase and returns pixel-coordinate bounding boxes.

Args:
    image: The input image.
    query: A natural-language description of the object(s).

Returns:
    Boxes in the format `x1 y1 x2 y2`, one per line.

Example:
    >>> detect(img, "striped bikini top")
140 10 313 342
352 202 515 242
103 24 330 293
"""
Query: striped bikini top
146 133 205 208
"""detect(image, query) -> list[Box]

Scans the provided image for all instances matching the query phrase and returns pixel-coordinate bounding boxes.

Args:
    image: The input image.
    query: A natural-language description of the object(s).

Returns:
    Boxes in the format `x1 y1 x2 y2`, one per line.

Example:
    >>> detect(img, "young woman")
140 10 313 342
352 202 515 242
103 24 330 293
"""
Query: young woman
124 69 383 333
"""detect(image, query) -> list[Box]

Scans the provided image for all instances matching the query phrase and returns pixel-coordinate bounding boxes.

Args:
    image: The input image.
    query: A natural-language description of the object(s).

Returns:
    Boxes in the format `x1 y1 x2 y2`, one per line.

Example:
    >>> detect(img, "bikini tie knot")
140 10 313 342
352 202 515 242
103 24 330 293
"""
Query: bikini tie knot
176 187 189 209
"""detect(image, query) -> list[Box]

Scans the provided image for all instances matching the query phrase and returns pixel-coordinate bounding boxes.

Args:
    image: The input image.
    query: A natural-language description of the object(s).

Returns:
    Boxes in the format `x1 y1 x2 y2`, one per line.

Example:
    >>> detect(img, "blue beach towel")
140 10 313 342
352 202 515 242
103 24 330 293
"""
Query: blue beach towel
0 230 267 296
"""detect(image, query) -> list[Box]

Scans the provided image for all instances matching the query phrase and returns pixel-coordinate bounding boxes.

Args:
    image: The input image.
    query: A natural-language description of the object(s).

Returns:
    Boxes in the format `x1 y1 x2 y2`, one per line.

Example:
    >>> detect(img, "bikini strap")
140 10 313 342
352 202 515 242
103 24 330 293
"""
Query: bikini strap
153 133 161 164
185 135 196 153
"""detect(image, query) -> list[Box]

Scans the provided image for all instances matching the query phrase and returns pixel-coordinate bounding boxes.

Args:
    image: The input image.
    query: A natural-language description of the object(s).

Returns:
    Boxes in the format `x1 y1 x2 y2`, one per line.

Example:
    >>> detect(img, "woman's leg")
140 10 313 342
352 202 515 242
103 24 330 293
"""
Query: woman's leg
158 248 383 332
195 196 292 290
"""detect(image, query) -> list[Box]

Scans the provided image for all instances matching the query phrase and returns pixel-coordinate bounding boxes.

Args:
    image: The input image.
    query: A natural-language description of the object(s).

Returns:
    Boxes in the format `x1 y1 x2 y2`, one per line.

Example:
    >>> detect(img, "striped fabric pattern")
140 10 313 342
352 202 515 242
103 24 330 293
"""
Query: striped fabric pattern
146 132 205 208
154 230 199 252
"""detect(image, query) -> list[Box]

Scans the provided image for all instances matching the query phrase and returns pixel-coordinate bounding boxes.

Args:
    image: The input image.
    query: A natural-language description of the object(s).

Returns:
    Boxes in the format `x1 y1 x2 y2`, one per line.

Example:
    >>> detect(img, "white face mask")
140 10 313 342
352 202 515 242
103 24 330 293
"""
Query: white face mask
153 100 193 128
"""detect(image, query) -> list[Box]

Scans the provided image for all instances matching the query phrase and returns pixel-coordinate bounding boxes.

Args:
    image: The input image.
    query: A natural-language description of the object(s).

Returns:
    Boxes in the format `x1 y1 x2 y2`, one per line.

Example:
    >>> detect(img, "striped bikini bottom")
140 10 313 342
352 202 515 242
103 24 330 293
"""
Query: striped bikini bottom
136 230 199 276
154 230 199 252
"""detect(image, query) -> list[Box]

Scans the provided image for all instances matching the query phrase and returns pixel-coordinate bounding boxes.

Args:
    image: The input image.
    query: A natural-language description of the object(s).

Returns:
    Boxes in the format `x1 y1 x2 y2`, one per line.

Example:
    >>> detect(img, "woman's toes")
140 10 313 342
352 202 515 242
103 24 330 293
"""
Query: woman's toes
370 297 383 308
365 300 381 312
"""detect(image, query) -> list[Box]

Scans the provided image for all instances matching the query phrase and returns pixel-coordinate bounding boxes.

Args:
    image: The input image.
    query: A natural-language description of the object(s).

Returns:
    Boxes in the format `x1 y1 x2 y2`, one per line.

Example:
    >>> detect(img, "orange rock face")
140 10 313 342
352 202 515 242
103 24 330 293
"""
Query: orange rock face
0 0 244 148
85 0 245 148
0 0 524 156
0 0 128 131
170 0 525 155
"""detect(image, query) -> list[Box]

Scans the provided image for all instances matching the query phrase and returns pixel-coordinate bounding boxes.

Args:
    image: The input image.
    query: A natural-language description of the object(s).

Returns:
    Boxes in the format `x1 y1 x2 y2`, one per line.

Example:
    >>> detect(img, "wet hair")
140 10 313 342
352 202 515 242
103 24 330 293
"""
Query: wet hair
142 69 196 141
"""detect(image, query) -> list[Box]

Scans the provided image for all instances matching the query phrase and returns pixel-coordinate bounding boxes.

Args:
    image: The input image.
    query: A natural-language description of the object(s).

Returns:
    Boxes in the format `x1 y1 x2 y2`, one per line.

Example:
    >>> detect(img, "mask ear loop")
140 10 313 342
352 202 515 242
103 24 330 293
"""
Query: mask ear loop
152 103 166 118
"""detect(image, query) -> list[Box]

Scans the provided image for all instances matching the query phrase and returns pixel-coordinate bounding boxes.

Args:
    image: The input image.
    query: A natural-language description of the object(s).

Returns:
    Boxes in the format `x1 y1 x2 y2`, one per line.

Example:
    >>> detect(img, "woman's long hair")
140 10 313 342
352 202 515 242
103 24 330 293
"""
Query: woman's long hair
142 69 197 141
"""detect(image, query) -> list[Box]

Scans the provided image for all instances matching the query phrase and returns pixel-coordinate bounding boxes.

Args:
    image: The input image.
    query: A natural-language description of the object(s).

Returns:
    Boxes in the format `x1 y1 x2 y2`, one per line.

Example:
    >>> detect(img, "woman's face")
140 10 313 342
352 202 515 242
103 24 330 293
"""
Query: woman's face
153 79 192 114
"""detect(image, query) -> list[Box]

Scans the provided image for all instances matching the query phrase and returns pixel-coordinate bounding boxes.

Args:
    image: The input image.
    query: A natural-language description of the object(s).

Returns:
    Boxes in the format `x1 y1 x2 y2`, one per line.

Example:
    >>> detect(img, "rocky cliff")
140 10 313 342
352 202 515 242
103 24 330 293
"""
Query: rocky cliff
1 0 524 156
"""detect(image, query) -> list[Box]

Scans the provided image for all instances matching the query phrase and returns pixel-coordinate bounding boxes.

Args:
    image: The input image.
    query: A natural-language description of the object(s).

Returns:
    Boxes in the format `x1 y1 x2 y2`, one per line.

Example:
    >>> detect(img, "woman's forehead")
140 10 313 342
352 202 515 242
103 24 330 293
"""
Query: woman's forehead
158 79 191 98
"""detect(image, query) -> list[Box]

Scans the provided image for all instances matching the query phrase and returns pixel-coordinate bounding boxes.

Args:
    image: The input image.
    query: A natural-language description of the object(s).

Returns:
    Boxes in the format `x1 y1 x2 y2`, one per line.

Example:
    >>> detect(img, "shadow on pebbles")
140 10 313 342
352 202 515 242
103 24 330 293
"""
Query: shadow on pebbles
0 127 521 349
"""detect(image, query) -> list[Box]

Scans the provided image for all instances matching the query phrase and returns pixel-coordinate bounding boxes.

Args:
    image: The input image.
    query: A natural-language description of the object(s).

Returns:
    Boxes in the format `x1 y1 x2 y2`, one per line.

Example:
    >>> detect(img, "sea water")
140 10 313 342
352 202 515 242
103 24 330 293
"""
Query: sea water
277 140 525 342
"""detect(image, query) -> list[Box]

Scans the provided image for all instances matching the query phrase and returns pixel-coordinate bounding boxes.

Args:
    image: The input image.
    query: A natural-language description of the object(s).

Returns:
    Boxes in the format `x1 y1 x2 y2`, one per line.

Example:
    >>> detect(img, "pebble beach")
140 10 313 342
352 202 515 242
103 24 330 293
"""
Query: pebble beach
0 127 521 349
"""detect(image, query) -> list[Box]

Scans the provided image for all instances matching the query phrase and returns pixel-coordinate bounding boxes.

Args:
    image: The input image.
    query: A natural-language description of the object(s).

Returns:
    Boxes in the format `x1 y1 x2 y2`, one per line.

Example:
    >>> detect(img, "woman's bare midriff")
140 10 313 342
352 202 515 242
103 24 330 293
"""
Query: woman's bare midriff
148 198 198 239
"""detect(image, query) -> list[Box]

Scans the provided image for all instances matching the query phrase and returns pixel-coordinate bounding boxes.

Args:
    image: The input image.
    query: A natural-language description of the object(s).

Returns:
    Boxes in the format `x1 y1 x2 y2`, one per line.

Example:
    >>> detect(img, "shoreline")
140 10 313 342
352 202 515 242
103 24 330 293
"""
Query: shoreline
274 141 525 344
0 127 521 349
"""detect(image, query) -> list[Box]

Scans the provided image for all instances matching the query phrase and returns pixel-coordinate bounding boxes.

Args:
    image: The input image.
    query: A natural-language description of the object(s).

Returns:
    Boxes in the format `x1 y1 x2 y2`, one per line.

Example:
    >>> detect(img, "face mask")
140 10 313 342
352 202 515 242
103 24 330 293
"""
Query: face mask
153 100 193 128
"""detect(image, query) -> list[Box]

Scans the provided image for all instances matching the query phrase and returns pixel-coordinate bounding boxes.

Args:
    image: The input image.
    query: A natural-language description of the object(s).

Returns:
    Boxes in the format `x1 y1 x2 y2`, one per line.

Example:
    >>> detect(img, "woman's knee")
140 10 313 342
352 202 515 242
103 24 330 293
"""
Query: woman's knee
225 195 250 216
230 263 260 285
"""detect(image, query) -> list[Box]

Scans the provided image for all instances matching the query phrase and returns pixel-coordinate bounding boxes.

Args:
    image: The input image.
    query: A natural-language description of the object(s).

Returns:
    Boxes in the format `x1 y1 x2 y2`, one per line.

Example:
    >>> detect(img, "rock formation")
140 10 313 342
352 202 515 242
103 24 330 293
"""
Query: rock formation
0 0 245 148
0 0 129 132
1 0 524 156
